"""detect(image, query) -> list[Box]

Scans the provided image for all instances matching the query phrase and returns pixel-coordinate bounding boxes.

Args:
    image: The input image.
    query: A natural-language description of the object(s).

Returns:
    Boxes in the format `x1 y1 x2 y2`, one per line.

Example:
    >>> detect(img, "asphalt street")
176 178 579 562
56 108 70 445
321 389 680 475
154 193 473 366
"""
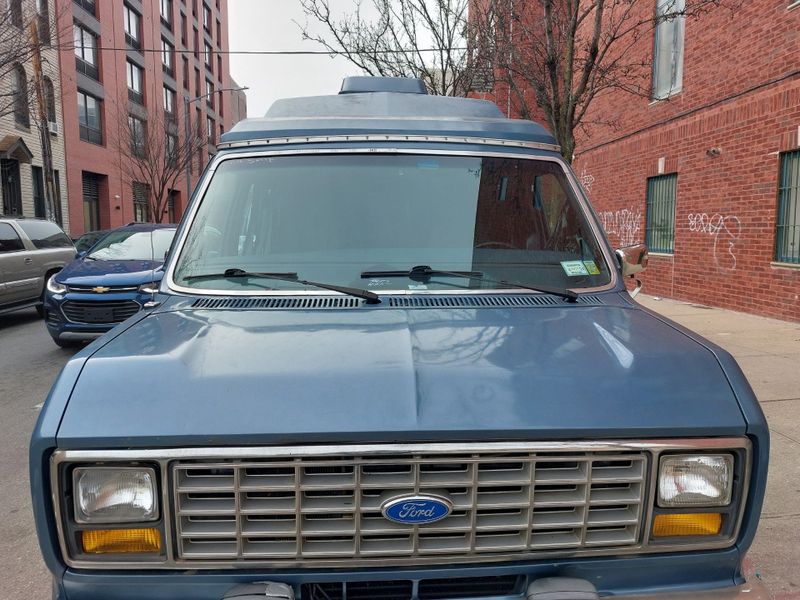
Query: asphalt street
0 308 79 600
0 301 797 599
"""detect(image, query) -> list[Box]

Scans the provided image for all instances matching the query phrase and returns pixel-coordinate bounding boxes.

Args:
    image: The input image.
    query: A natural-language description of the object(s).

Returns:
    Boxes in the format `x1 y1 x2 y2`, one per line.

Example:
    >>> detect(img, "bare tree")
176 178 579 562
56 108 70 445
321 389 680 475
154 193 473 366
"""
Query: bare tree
0 0 67 122
483 0 741 161
112 104 208 224
297 0 496 96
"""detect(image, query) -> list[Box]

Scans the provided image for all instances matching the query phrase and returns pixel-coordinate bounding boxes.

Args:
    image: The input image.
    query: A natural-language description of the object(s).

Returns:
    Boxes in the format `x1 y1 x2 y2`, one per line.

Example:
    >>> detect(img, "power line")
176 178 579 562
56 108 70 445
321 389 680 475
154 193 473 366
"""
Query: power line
57 44 468 56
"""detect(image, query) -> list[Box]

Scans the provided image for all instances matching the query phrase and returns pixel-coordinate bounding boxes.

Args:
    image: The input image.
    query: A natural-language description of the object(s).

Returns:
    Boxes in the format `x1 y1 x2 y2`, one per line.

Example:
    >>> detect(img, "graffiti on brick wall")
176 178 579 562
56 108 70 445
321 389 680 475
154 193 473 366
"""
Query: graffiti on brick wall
599 208 641 247
580 166 595 191
687 213 742 271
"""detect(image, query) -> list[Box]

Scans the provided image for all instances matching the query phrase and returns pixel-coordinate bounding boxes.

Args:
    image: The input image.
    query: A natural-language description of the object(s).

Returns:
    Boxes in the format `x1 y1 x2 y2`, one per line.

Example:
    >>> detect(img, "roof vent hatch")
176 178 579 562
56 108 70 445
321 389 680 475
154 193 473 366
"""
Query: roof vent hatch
339 76 428 95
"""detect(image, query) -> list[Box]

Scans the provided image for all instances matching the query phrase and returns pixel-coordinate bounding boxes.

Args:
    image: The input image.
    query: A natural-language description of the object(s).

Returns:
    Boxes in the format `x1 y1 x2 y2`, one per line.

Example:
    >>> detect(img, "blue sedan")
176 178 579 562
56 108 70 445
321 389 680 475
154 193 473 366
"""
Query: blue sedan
43 223 176 347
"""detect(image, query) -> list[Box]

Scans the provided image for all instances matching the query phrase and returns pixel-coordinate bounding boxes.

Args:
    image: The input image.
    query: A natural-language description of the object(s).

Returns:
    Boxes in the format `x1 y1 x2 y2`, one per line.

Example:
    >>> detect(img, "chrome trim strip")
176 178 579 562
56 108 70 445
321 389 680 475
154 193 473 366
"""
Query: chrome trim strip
50 438 751 570
164 148 619 297
217 134 562 154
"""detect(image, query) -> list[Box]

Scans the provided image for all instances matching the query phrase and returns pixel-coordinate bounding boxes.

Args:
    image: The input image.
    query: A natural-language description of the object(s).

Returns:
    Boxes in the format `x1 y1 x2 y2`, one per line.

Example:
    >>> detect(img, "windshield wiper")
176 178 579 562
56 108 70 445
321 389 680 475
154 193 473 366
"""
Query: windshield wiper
360 264 578 303
184 268 381 304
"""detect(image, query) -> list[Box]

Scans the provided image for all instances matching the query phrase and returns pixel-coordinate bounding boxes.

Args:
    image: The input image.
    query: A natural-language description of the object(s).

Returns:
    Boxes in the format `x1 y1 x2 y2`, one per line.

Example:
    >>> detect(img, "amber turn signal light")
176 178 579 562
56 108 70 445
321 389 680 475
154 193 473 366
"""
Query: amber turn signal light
81 528 161 554
652 513 722 537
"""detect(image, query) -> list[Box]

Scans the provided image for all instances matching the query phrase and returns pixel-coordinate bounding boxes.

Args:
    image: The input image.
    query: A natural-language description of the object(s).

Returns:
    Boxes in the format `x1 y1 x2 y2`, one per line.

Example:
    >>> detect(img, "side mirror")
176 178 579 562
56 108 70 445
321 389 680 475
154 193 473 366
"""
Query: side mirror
615 244 648 277
76 250 87 260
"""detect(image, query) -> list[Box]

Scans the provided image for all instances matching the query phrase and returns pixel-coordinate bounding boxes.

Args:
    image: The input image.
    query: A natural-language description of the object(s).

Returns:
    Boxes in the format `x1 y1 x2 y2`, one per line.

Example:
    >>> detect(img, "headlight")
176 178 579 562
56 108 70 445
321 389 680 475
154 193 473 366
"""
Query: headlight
73 467 158 524
658 454 733 507
47 275 66 294
138 282 159 294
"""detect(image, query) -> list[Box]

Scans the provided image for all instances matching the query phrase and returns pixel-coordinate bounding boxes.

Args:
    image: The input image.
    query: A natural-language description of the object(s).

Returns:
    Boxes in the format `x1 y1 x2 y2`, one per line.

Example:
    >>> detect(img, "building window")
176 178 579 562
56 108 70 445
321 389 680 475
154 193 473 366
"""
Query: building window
204 41 212 69
160 0 173 28
166 190 177 223
652 0 685 100
161 38 174 76
180 14 187 46
217 55 222 83
12 64 29 128
129 115 146 157
194 67 200 96
10 0 22 28
203 3 211 30
182 56 189 90
645 173 677 253
164 86 175 121
73 0 95 16
37 0 51 45
216 20 221 45
205 79 214 107
82 171 101 231
123 4 141 49
126 60 144 104
166 133 178 166
776 149 800 264
43 76 56 125
74 24 99 79
133 181 150 222
193 27 199 58
32 166 46 218
206 116 215 144
77 90 102 144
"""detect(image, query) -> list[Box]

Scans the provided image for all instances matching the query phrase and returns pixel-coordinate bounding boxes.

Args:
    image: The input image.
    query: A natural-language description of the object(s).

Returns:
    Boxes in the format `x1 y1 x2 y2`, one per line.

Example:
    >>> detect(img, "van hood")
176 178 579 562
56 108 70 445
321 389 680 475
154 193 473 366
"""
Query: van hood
56 301 746 448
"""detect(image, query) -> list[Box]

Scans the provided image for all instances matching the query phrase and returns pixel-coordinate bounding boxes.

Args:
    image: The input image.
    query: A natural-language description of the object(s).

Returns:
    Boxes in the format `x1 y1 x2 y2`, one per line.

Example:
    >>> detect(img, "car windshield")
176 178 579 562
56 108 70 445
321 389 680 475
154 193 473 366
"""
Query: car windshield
173 154 611 292
88 229 175 261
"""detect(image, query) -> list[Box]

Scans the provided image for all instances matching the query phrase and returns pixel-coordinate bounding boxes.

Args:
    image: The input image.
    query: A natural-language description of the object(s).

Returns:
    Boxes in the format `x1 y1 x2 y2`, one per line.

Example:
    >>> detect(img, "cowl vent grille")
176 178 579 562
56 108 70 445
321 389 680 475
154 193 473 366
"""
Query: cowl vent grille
190 294 605 311
192 297 361 310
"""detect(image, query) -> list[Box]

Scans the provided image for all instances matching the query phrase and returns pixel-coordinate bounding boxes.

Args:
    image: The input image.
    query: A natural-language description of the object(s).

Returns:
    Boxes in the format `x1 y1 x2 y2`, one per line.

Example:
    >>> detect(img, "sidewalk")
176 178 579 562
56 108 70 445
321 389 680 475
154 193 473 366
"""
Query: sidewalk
636 295 800 599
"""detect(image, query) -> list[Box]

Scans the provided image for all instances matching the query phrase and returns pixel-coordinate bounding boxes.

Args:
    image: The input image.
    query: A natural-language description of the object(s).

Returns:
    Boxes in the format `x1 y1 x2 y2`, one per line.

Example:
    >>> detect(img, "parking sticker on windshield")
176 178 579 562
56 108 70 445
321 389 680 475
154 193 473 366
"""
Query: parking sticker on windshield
583 260 601 275
560 260 590 276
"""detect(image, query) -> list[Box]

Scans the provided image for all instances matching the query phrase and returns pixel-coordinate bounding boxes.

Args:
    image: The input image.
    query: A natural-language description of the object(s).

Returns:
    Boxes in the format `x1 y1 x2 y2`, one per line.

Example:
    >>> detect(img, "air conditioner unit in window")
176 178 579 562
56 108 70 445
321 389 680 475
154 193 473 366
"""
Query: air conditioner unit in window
48 121 59 134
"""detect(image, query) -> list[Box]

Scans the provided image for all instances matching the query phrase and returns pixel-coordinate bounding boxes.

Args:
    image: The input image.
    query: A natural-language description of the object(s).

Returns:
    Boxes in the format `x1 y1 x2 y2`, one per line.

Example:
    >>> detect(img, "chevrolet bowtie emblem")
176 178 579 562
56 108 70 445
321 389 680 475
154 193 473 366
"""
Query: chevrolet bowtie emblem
91 286 111 293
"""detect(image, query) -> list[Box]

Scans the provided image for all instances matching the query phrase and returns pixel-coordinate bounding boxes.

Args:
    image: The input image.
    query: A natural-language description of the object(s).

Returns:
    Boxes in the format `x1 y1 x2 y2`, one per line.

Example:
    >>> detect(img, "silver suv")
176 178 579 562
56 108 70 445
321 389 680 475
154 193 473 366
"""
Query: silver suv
0 218 75 316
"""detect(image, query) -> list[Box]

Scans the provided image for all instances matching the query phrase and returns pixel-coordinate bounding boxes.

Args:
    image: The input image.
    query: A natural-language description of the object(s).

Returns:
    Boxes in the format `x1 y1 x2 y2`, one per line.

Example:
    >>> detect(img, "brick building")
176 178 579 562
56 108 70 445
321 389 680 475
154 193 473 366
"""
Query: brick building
56 0 240 236
570 1 800 321
0 0 69 229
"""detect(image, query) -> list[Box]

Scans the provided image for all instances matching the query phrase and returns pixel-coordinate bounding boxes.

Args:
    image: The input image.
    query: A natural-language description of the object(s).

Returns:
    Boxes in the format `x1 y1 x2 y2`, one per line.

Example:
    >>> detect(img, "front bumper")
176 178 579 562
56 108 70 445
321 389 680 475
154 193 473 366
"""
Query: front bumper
53 574 772 600
53 548 770 600
43 291 147 341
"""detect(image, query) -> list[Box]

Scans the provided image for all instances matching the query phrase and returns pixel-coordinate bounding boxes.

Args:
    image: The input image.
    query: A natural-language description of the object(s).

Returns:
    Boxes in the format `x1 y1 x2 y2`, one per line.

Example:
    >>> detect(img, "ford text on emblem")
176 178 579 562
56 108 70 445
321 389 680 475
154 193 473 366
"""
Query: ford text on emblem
381 494 453 525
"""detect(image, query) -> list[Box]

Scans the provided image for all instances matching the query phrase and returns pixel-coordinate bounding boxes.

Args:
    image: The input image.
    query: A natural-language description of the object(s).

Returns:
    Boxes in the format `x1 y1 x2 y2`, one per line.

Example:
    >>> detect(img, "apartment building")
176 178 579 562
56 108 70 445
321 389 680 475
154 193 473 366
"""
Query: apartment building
57 0 239 235
570 1 800 320
0 0 69 230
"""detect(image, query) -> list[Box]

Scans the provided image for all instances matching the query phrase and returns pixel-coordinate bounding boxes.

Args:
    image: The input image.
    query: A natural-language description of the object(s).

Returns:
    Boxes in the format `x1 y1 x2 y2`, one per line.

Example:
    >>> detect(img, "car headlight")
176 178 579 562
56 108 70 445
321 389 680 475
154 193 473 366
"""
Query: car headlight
47 275 67 294
138 282 159 294
658 454 733 507
73 467 158 524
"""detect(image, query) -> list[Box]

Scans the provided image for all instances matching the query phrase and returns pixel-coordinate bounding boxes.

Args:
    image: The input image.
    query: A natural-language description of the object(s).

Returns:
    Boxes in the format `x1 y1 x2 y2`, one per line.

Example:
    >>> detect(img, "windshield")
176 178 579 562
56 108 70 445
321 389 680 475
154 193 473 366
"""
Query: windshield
173 154 611 292
88 229 175 261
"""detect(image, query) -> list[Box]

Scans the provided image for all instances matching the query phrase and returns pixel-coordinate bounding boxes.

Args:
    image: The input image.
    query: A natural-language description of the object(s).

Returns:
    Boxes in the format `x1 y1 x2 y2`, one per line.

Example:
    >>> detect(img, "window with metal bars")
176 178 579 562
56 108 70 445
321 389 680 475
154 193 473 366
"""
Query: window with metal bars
645 174 677 253
776 149 800 264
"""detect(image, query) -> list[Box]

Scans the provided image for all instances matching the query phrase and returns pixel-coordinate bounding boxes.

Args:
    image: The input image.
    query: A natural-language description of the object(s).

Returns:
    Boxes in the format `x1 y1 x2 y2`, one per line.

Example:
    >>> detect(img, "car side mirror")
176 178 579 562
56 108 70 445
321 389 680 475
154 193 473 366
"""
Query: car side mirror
615 244 648 277
76 250 87 260
615 244 648 298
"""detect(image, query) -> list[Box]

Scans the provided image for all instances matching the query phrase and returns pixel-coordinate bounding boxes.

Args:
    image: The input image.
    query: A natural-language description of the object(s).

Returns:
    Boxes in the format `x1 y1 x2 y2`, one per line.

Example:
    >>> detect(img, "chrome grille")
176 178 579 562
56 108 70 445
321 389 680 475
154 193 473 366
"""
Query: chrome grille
172 450 647 564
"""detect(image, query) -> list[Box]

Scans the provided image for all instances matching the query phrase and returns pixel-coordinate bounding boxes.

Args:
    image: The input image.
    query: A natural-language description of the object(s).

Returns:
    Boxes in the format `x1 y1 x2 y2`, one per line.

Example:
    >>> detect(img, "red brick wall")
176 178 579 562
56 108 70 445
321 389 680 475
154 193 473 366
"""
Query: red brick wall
57 0 233 236
571 0 800 321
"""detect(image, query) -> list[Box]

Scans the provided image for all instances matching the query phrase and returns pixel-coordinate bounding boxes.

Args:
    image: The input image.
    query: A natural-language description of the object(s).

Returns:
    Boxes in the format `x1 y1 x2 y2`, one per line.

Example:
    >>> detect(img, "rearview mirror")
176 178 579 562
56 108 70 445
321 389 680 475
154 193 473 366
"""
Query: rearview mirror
615 244 648 277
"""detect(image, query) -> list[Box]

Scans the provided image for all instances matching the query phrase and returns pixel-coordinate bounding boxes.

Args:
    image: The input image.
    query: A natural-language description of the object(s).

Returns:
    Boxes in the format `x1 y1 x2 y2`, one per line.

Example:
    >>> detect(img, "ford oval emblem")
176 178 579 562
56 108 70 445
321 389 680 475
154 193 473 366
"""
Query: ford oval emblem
381 494 453 525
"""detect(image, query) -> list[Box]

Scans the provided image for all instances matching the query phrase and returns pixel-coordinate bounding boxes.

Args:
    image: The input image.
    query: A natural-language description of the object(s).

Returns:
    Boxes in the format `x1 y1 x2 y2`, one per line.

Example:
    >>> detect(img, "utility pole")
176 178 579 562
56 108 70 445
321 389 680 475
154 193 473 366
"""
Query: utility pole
29 20 58 223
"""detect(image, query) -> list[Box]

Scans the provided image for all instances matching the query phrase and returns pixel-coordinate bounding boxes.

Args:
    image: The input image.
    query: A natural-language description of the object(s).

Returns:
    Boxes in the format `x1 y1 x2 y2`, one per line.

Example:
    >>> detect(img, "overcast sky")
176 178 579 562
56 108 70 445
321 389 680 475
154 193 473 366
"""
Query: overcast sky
228 1 365 117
